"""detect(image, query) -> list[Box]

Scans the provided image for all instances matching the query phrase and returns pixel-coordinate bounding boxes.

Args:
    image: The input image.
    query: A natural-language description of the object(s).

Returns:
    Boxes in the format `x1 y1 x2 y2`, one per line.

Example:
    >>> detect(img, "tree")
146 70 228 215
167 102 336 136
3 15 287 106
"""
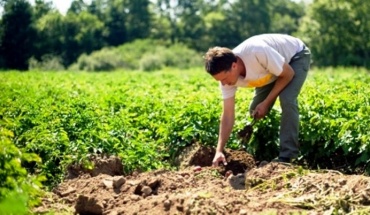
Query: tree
200 0 240 48
199 0 272 49
0 0 36 70
68 0 87 14
297 0 370 67
33 0 53 20
153 0 182 44
33 5 106 67
87 0 128 46
229 0 271 41
62 11 105 66
87 0 107 20
152 0 213 50
269 0 305 35
105 0 127 46
175 0 207 51
124 0 151 41
33 11 64 61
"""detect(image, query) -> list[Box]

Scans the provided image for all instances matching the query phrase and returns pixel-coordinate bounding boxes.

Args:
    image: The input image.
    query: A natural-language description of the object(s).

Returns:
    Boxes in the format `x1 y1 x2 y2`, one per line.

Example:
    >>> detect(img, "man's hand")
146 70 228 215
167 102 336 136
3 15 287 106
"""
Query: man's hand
212 151 227 167
252 101 269 119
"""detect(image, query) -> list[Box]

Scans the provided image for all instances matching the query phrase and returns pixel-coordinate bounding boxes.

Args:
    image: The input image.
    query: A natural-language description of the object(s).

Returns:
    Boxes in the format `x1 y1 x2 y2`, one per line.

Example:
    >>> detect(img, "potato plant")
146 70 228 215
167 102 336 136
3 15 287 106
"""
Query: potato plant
0 67 369 190
299 68 370 168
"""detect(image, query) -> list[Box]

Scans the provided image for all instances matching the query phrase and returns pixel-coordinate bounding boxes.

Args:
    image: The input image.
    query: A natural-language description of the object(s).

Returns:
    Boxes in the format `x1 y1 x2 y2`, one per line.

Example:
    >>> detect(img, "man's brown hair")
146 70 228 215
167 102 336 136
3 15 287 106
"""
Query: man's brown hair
204 47 237 75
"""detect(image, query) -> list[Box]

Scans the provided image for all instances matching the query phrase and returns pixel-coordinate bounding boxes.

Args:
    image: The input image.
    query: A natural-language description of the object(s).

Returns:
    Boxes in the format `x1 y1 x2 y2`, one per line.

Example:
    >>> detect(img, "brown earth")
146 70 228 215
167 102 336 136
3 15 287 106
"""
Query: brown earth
34 144 370 215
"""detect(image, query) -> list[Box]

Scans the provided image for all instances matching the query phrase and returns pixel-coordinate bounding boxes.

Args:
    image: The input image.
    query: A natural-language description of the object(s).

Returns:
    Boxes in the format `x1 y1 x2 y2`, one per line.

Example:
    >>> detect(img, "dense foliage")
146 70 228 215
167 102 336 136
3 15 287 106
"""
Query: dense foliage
1 0 368 70
0 128 44 214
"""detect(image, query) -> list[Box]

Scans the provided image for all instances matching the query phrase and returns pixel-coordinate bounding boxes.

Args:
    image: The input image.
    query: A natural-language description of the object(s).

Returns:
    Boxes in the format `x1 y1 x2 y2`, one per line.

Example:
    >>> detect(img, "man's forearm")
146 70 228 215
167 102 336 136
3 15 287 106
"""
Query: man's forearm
216 113 234 152
264 77 291 106
264 64 294 106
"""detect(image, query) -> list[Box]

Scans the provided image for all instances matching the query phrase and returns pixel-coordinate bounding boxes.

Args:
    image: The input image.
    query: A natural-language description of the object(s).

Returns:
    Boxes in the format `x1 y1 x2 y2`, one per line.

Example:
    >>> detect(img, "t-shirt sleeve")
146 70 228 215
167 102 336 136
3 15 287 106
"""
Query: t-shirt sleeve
255 46 285 76
220 82 237 99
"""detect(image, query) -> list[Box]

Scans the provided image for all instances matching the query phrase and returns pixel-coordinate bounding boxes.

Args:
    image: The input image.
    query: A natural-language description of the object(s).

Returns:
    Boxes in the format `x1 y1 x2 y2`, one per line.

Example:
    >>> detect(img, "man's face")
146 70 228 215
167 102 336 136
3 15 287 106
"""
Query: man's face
212 63 239 86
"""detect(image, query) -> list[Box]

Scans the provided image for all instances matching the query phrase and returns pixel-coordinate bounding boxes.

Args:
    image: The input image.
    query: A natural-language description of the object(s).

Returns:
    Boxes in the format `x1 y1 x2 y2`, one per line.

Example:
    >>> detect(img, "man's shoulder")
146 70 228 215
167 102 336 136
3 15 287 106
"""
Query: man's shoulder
233 40 266 56
250 33 297 40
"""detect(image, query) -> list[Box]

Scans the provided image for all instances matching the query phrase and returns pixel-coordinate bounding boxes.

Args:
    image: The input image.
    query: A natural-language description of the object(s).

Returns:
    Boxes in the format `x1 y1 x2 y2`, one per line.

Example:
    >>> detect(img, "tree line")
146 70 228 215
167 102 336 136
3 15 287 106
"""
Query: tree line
0 0 369 71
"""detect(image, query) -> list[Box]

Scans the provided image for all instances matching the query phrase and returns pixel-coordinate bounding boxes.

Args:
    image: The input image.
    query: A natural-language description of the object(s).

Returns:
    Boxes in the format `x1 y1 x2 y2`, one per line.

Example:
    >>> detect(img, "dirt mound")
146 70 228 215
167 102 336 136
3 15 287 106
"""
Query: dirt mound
66 156 124 179
34 146 370 215
176 143 256 175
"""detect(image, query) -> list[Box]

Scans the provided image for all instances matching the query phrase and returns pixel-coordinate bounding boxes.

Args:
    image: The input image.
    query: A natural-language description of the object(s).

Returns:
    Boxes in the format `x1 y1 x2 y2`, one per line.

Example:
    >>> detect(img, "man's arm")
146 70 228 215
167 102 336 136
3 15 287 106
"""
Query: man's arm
212 96 235 166
254 63 295 118
216 96 235 152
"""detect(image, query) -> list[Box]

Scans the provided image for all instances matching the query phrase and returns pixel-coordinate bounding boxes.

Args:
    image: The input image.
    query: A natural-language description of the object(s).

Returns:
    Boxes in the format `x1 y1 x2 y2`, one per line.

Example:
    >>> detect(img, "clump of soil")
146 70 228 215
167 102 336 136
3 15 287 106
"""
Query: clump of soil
34 146 370 215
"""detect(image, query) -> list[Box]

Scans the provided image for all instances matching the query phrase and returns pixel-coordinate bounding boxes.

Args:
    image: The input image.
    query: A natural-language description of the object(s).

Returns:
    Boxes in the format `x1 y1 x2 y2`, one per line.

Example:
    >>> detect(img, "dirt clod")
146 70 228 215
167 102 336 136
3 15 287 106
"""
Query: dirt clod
75 195 104 215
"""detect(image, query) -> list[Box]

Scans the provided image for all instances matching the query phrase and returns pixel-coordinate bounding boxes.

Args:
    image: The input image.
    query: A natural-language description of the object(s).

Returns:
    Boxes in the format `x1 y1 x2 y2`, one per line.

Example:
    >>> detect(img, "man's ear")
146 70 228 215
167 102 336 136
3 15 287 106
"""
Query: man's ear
231 61 237 70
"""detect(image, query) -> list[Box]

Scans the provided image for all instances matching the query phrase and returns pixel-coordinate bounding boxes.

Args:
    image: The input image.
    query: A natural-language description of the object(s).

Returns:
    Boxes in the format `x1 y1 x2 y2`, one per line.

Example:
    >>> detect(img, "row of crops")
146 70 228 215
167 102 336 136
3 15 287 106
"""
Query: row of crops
0 67 369 212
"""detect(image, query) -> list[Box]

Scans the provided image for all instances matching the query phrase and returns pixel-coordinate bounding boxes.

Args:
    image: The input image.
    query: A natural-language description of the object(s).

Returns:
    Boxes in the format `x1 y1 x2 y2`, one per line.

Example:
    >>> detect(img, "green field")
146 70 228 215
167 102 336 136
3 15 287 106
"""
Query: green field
0 67 369 212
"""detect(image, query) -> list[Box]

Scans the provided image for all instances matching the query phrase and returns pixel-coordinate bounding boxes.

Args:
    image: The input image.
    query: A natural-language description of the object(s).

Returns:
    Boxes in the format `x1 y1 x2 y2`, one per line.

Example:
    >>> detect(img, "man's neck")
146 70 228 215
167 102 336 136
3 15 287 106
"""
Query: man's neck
237 57 246 77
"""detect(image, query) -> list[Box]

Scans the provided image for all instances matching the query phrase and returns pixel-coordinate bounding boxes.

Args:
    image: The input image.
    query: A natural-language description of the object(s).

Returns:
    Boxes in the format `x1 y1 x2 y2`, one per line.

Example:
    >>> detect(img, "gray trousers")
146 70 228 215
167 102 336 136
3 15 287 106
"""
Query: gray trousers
249 46 311 159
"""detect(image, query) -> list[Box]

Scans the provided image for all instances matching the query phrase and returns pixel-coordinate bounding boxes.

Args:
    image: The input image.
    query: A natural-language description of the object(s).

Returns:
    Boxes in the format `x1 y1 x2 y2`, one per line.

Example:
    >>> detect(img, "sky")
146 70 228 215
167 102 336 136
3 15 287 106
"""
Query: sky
27 0 91 15
34 0 75 14
0 1 76 17
48 0 73 14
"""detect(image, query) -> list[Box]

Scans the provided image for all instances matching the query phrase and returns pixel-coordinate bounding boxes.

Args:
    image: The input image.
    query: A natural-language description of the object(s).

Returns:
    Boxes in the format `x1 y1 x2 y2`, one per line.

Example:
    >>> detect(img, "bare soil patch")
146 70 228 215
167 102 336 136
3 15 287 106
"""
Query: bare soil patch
34 145 370 215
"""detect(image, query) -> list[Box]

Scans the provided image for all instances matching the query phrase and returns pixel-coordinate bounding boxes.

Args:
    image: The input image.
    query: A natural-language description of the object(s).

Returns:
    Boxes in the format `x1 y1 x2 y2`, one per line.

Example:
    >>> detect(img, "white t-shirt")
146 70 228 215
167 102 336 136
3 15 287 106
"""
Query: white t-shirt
221 34 305 99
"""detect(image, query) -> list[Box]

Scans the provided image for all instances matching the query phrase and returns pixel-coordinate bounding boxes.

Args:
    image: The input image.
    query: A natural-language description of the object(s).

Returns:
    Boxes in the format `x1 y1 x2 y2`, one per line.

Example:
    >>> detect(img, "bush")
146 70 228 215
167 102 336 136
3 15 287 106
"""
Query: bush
71 39 202 72
116 39 161 70
162 44 202 69
139 51 165 71
139 44 202 72
28 55 65 71
71 48 126 71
